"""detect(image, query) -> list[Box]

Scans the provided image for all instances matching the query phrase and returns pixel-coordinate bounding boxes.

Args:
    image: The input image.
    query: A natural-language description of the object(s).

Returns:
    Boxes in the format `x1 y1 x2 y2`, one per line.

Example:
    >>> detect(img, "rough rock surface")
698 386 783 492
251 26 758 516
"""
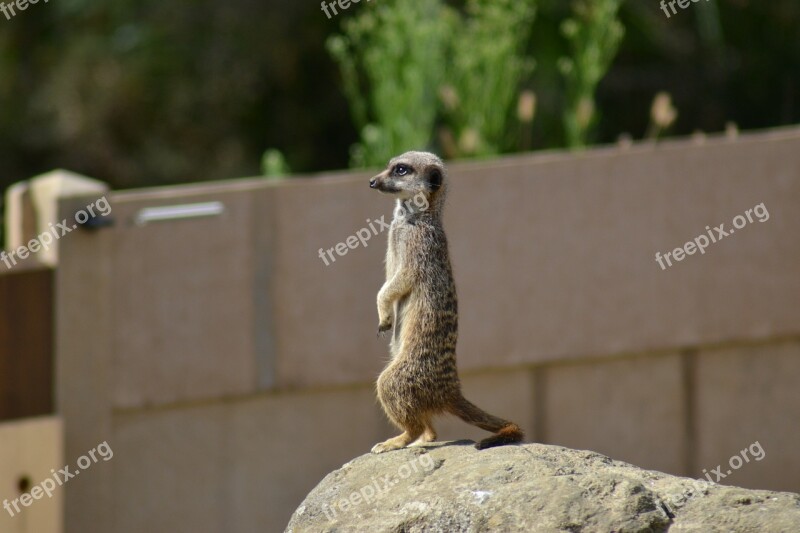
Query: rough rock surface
286 441 800 533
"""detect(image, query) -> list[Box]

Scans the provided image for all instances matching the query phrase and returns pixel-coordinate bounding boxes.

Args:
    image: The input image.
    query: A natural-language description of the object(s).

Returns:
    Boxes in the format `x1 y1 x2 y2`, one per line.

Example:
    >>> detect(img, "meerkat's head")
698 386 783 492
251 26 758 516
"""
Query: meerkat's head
369 151 447 213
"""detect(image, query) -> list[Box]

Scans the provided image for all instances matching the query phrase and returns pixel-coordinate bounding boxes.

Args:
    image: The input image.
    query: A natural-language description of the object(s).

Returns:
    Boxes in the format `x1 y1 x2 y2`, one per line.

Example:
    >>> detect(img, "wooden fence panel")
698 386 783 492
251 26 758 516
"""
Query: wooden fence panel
0 267 54 421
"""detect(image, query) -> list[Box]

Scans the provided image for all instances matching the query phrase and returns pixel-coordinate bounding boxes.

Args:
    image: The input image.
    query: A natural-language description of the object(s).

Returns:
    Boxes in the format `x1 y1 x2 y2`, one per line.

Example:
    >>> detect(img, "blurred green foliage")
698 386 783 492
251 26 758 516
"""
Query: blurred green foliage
328 0 539 166
558 0 625 148
442 0 537 158
0 0 797 193
0 0 356 192
327 0 448 168
261 148 290 179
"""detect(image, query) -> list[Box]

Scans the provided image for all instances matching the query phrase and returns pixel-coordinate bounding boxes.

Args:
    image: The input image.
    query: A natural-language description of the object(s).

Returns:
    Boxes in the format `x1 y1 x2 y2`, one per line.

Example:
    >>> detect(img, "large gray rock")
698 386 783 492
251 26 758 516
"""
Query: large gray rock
286 441 800 532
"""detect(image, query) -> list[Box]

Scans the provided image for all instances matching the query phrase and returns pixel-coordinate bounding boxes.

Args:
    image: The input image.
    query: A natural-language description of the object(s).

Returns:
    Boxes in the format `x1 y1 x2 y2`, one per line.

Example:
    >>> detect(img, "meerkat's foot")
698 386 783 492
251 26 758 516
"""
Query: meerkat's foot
371 431 419 454
411 425 437 446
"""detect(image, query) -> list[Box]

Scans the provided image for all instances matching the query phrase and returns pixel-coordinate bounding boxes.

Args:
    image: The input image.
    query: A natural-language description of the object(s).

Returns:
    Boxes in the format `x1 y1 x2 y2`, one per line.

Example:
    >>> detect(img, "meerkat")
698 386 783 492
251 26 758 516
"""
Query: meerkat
368 151 524 453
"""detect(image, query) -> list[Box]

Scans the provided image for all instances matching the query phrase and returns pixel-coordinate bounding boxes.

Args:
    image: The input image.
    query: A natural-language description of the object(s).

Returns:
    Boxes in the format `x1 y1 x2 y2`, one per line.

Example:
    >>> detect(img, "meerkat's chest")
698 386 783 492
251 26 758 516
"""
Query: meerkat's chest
387 219 413 255
385 221 412 279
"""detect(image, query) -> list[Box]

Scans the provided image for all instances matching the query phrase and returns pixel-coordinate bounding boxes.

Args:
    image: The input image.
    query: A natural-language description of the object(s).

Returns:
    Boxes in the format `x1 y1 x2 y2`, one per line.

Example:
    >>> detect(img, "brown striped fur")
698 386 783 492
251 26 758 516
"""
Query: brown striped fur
368 151 524 453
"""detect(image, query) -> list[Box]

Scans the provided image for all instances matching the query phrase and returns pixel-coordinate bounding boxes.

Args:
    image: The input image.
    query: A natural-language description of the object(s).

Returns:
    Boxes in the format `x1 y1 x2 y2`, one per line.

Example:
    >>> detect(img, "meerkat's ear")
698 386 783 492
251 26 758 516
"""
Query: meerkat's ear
426 167 443 191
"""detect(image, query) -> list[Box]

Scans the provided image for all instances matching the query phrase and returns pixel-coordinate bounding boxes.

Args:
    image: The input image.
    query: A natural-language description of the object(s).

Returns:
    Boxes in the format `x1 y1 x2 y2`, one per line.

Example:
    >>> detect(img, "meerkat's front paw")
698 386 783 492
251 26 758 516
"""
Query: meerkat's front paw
377 319 392 337
377 309 393 336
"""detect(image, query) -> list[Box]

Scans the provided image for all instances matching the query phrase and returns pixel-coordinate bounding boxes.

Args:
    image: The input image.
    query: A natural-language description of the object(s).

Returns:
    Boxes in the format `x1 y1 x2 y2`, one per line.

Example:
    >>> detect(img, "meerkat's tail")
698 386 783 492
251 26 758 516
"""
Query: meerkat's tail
448 395 524 450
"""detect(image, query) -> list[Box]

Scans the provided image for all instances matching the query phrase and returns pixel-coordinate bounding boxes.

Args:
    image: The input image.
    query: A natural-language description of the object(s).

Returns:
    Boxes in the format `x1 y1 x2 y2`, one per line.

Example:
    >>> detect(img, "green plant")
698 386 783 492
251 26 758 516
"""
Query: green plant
442 0 537 158
558 0 625 149
261 149 291 179
327 0 629 165
326 0 448 168
327 0 539 166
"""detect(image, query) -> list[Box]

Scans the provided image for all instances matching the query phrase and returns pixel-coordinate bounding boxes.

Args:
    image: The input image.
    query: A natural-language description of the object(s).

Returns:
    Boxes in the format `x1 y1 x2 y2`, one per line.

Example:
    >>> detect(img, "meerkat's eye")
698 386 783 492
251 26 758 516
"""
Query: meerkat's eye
394 164 411 177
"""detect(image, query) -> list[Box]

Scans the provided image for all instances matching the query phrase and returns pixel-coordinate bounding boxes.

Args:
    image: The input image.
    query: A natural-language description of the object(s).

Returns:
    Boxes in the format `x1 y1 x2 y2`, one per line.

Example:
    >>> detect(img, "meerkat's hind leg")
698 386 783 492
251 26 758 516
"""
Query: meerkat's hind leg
371 426 424 454
411 420 437 446
372 431 419 453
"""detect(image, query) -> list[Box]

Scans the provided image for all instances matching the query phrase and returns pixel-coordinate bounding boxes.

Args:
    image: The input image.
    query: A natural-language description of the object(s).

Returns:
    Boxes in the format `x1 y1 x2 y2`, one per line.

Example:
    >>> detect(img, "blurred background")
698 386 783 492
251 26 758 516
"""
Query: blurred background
0 0 797 190
1 0 799 532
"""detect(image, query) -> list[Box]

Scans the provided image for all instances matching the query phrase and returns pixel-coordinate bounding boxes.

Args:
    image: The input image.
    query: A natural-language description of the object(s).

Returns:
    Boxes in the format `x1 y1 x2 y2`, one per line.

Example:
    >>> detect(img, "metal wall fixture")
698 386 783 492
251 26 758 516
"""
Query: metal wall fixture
134 201 225 226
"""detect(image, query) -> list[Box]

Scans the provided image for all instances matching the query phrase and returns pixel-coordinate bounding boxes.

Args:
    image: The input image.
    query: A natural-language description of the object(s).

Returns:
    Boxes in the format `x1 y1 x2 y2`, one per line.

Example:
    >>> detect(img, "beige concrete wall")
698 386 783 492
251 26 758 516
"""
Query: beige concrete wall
109 189 261 407
114 386 386 532
0 417 63 533
48 127 800 532
268 129 800 388
539 353 687 476
55 195 114 533
693 340 800 493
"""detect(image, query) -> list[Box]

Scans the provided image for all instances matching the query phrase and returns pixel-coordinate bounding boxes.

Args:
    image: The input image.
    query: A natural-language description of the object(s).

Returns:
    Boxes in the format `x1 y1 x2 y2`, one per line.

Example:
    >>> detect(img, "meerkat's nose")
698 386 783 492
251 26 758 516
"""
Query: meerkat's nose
369 178 378 188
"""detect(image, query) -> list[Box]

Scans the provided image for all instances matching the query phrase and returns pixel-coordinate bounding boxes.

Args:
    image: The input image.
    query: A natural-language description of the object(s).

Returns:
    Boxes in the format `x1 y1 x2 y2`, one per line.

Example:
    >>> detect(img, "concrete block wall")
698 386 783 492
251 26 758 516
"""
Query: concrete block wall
693 341 800 493
537 352 688 476
0 417 63 533
45 127 800 532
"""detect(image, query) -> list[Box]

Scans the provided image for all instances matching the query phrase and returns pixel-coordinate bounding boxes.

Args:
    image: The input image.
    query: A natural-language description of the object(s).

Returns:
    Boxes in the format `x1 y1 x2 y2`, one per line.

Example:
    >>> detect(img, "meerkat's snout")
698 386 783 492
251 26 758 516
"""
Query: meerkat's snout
368 167 401 194
369 174 387 189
